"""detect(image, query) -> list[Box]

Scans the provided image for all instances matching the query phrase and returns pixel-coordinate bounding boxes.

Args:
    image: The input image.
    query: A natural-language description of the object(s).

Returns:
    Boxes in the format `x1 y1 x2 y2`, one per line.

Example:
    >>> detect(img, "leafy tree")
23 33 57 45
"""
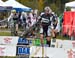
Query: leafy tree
17 0 38 9
50 3 59 14
38 0 44 12
16 0 75 15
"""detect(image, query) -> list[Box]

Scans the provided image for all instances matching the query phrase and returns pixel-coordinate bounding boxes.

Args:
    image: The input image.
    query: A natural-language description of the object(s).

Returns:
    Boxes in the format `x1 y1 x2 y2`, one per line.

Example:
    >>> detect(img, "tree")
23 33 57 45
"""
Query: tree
17 0 38 9
38 0 44 12
16 0 75 15
69 0 75 2
50 3 59 14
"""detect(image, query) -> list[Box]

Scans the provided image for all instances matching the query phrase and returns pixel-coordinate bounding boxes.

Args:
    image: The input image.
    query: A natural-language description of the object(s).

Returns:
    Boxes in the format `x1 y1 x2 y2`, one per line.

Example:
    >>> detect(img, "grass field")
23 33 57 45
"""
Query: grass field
0 32 11 36
0 31 69 39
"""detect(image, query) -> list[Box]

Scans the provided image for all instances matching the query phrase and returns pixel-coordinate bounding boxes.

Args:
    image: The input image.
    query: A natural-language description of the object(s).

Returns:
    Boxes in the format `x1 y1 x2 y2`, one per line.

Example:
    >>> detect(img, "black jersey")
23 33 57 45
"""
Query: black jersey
13 14 18 21
40 13 56 26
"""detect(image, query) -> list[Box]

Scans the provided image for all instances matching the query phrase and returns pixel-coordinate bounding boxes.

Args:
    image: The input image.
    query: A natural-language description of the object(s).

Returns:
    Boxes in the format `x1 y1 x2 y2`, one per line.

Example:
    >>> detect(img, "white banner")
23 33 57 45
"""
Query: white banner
51 39 63 48
30 46 75 58
57 40 75 49
0 45 16 56
62 40 73 49
0 36 19 45
51 39 75 49
30 46 67 58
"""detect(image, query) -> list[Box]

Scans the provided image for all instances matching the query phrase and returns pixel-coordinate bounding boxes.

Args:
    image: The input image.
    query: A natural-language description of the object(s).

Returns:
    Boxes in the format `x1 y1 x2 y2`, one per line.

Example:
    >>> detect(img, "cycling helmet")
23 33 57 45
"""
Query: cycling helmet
11 9 16 13
44 6 52 13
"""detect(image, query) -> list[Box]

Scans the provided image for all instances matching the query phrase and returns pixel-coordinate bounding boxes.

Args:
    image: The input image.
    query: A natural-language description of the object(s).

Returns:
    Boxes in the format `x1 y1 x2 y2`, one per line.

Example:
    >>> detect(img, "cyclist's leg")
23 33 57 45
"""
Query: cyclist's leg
10 19 15 36
40 27 44 46
52 29 56 42
46 27 51 47
15 22 18 36
16 24 18 31
52 28 58 42
11 25 14 36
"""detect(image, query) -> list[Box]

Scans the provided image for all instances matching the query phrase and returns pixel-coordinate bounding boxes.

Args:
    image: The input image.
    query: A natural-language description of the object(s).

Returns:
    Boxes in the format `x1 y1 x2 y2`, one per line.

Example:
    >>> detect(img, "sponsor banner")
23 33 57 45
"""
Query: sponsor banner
51 39 63 48
30 46 67 58
52 39 75 49
62 40 73 49
0 45 16 56
0 36 19 45
16 46 30 56
58 40 75 49
30 46 75 58
18 37 29 45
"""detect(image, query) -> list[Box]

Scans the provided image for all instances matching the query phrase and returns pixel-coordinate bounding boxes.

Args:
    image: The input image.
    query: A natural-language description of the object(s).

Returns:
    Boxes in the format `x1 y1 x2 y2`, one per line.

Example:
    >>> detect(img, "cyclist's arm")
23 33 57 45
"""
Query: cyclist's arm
8 13 13 22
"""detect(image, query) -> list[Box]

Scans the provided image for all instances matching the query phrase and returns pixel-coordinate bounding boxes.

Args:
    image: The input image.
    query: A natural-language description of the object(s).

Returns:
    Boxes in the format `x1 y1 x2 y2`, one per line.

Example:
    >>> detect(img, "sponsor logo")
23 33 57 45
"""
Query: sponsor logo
4 38 12 44
72 42 75 48
67 49 75 58
18 38 29 45
17 46 30 55
0 47 5 56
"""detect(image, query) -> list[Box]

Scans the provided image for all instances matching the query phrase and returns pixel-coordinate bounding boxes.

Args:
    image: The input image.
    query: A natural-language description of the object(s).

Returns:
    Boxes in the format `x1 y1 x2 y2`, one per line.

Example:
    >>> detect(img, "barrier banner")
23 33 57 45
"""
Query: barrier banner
18 37 29 45
0 36 19 45
30 46 67 58
16 46 30 56
30 46 75 58
0 45 16 56
62 40 75 49
56 40 75 49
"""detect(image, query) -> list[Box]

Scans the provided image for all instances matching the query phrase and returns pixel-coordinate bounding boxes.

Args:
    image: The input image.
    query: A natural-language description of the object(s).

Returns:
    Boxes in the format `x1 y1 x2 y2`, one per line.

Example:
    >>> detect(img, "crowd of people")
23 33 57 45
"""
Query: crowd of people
8 6 60 47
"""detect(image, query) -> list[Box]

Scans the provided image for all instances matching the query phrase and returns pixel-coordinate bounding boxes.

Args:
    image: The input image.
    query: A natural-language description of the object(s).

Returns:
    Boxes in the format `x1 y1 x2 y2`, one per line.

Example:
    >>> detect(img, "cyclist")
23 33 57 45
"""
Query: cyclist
8 10 19 36
51 14 60 42
20 12 27 31
38 6 57 47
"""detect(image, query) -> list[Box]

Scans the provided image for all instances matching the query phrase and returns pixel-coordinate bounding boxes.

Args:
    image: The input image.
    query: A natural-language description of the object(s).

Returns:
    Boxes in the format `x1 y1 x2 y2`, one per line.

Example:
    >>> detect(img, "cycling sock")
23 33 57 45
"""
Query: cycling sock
53 37 56 39
47 40 51 47
15 31 18 36
52 37 56 42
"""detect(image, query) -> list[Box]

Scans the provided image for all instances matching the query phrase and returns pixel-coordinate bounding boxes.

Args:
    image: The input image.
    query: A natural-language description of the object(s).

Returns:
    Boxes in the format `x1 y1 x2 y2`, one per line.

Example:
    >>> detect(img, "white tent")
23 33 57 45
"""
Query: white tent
0 0 11 7
0 0 12 10
5 0 31 12
65 1 75 8
65 1 75 11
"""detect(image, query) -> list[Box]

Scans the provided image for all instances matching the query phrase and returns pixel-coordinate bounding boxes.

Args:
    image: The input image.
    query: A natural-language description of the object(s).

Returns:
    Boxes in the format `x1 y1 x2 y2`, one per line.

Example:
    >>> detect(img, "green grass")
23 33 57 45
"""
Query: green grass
0 32 11 36
0 27 9 30
0 31 69 40
57 35 69 40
